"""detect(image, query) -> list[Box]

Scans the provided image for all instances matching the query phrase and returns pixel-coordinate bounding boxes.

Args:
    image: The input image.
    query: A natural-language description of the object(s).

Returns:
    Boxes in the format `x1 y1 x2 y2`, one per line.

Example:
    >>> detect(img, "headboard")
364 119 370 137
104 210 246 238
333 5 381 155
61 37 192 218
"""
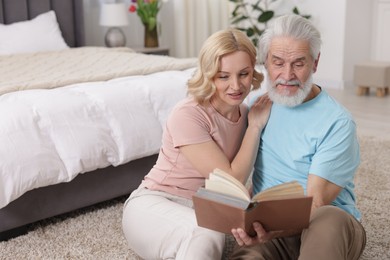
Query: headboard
0 0 85 47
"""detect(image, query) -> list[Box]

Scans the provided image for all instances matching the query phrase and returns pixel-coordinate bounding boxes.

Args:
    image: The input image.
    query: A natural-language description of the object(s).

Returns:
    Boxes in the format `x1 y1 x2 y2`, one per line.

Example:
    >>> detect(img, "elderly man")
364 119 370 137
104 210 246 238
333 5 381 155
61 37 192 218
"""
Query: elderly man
231 14 366 260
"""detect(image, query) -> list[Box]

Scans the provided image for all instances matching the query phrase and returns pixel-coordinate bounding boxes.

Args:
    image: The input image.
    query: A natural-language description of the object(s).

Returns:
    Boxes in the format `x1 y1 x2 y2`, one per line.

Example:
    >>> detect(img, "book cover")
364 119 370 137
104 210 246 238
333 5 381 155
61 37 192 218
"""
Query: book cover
193 168 313 236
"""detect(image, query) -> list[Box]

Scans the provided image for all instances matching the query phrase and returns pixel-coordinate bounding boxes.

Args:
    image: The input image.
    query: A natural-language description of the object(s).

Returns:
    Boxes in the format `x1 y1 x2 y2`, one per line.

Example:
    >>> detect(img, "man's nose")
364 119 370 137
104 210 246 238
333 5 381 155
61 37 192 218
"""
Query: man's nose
281 65 294 80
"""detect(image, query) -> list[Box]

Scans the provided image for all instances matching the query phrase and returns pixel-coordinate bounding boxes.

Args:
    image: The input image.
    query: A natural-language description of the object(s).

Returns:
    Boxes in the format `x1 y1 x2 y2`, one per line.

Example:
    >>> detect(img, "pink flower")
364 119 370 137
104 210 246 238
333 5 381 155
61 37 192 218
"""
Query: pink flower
128 0 167 31
129 5 137 13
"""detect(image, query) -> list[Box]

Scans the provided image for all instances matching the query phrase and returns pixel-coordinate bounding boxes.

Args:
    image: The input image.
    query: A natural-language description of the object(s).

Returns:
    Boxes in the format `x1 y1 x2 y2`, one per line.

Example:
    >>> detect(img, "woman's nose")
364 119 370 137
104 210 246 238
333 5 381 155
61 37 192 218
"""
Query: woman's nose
230 77 240 90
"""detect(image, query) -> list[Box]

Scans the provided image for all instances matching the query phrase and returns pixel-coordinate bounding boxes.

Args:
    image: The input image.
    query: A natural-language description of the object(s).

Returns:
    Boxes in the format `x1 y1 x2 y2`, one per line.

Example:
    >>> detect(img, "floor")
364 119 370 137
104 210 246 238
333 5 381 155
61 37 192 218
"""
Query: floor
325 87 390 140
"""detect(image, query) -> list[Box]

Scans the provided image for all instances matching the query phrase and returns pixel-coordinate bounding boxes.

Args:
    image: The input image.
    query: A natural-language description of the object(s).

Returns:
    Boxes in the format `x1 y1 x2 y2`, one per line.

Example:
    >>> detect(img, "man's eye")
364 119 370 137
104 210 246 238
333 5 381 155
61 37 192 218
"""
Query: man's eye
294 63 304 68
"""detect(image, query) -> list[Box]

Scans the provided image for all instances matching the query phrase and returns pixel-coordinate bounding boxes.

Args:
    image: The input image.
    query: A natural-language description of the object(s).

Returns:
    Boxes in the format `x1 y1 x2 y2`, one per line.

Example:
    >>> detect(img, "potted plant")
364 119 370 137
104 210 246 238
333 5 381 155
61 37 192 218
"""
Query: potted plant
229 0 311 47
128 0 168 47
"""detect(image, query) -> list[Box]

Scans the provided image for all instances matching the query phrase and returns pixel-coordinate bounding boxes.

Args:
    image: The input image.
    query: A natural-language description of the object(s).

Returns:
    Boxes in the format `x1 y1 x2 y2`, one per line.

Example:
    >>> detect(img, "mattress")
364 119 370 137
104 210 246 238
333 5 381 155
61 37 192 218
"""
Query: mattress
0 47 197 208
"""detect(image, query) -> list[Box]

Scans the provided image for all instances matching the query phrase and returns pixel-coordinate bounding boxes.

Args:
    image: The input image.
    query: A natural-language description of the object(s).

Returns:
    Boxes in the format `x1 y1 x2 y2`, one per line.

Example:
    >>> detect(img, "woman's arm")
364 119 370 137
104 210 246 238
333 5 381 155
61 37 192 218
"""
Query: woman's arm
180 95 272 183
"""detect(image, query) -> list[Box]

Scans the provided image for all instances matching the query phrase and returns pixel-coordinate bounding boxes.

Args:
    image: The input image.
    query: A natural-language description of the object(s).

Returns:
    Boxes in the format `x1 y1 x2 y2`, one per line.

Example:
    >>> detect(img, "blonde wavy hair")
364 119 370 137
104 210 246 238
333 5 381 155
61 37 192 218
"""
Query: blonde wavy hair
187 28 263 104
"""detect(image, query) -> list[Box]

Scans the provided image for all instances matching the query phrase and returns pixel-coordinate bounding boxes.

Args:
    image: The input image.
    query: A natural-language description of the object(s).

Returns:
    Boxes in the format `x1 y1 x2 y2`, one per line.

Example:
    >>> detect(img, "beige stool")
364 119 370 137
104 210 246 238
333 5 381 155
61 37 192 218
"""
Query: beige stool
354 61 390 97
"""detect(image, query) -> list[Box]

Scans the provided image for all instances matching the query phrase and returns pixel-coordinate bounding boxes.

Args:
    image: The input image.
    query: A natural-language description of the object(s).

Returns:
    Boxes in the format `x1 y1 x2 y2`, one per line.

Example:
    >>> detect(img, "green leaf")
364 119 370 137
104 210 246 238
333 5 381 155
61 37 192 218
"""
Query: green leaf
246 27 255 37
134 0 160 28
231 5 241 17
253 26 262 35
229 0 312 47
236 27 247 32
293 7 311 19
231 15 249 24
251 37 259 47
252 5 262 11
147 17 157 31
258 11 274 23
252 0 262 11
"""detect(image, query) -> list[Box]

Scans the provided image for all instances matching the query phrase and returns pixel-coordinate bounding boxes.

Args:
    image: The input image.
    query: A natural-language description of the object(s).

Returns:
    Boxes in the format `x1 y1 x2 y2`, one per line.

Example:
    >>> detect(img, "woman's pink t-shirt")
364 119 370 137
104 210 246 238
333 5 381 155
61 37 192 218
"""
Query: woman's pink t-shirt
141 97 248 199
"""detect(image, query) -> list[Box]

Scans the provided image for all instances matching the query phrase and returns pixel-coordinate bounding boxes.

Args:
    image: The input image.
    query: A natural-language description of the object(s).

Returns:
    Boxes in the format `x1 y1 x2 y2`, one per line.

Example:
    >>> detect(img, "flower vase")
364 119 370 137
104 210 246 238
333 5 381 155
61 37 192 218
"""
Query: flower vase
144 25 159 48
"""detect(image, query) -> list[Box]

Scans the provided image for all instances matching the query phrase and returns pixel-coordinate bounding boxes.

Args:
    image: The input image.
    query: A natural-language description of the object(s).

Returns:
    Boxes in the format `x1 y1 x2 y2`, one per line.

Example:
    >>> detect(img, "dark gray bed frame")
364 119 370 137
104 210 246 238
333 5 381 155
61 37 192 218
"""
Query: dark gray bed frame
0 0 157 241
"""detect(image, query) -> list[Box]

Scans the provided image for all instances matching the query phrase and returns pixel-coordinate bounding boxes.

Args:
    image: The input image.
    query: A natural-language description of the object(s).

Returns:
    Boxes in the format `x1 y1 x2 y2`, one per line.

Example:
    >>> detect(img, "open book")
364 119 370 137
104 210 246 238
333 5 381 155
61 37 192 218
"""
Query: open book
193 168 313 236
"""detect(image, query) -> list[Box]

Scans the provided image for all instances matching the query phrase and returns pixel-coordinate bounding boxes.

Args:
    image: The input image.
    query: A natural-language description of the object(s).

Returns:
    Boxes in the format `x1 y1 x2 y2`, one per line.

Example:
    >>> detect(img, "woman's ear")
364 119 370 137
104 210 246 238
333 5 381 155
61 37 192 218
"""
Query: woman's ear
313 52 320 73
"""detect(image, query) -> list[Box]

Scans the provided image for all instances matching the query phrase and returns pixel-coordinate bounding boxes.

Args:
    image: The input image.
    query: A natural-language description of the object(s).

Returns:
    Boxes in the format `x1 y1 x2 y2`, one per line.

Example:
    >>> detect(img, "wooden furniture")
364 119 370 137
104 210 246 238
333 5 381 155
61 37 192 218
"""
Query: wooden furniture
0 0 158 241
354 61 390 97
132 46 170 56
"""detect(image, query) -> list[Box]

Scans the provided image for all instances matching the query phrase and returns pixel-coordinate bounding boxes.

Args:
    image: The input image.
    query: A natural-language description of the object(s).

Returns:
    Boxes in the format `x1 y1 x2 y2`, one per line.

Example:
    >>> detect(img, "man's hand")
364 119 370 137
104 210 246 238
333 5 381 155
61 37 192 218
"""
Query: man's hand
232 222 301 246
231 222 283 246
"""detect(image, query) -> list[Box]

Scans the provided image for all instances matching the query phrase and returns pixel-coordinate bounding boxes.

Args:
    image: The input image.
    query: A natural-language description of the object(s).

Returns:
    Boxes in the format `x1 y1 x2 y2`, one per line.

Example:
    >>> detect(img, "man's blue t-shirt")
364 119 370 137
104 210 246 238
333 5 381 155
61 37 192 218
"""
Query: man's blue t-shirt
252 89 361 220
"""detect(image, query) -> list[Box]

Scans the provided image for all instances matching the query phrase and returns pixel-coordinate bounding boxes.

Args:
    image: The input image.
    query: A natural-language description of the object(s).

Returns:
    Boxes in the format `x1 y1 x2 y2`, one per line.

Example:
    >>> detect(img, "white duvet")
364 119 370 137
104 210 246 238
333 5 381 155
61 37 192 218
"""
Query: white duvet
0 68 196 209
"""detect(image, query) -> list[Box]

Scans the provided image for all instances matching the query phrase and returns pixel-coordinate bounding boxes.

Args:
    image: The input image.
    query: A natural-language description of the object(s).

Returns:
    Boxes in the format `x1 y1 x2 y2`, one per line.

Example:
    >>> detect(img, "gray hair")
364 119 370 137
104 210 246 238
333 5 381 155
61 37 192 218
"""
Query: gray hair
258 14 322 64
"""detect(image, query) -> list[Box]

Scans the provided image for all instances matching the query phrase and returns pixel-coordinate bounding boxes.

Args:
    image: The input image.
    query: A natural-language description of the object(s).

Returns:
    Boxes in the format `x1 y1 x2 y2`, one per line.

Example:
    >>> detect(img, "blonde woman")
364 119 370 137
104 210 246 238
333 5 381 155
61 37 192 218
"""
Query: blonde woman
122 28 271 260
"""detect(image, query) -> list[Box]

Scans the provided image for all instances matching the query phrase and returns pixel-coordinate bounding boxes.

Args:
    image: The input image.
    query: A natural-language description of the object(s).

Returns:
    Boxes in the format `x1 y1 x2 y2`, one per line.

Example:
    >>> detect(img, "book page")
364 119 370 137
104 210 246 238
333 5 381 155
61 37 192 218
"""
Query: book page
211 168 250 195
205 179 250 201
252 181 304 202
206 168 251 201
196 188 250 209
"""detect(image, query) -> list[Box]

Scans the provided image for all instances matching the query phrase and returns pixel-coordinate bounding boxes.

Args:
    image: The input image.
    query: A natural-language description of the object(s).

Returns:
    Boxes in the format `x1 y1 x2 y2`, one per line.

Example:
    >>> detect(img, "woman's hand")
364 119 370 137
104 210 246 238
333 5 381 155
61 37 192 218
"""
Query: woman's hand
180 95 272 182
247 95 272 131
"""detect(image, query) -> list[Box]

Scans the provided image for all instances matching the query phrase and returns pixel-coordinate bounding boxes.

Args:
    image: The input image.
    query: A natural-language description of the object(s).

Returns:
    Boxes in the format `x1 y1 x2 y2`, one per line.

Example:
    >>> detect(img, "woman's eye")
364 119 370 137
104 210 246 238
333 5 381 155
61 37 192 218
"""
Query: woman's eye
240 72 249 77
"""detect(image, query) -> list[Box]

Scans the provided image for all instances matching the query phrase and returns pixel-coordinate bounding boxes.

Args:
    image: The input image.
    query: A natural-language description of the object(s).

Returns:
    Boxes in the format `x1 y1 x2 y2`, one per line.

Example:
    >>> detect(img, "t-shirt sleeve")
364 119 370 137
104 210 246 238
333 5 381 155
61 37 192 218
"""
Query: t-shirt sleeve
166 104 213 148
310 118 360 187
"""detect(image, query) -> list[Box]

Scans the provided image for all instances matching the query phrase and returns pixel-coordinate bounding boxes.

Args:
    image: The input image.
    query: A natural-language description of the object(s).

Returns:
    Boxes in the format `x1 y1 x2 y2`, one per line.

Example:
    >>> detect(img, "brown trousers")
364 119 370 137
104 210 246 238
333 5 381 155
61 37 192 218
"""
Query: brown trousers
230 206 366 260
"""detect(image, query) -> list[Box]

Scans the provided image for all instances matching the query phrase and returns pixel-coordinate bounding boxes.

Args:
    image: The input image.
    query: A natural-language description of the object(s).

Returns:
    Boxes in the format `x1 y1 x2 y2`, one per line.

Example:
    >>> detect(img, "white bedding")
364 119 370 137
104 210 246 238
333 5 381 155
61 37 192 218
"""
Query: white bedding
0 67 196 209
0 47 197 95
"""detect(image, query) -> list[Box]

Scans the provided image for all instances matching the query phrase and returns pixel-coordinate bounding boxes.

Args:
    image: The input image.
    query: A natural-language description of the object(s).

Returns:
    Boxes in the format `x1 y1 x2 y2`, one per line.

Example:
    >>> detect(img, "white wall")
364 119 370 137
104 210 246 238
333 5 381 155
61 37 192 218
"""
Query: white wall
343 0 373 88
290 0 374 89
296 0 347 89
82 0 379 90
82 0 172 49
371 0 390 61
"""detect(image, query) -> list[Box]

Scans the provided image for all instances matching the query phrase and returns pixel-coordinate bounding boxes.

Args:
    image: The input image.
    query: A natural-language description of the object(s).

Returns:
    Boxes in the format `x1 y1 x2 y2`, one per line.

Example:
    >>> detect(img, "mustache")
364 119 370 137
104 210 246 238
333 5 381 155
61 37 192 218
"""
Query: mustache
273 79 302 87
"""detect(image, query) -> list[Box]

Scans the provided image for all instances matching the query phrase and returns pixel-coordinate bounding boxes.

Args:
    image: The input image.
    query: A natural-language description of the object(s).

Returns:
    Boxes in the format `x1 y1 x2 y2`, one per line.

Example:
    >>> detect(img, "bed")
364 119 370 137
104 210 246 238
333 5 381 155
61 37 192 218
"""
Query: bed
0 0 197 240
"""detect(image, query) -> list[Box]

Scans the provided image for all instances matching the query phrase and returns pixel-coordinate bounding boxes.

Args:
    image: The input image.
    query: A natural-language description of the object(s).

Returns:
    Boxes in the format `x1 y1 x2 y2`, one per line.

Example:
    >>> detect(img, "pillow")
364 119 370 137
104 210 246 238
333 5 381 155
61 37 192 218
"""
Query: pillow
0 10 69 55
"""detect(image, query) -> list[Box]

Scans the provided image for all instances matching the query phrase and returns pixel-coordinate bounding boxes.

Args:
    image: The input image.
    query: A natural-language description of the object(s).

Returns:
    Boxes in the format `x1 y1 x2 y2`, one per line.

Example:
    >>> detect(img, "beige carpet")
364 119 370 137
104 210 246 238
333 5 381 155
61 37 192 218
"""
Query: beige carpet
0 136 389 259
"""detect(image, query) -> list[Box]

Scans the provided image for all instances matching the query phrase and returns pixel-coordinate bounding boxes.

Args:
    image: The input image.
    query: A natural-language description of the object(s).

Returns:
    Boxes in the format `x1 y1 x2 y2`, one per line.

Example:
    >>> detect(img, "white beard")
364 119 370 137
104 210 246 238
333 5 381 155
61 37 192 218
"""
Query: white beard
266 73 313 107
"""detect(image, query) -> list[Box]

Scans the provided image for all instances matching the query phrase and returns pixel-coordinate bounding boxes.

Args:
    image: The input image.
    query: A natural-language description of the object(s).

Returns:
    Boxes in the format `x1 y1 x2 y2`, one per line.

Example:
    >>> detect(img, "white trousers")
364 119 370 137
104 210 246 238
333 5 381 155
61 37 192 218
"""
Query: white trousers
122 187 225 260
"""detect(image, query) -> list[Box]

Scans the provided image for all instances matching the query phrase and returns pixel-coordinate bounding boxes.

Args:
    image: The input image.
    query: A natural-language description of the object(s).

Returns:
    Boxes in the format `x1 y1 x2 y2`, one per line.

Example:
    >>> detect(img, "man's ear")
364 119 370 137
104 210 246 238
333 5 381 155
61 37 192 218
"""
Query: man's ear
313 52 320 73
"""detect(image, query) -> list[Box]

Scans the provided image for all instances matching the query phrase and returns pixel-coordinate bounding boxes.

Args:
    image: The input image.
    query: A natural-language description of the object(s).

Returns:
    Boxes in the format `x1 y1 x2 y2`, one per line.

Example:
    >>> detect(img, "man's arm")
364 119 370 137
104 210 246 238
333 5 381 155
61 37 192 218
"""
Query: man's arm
306 174 342 212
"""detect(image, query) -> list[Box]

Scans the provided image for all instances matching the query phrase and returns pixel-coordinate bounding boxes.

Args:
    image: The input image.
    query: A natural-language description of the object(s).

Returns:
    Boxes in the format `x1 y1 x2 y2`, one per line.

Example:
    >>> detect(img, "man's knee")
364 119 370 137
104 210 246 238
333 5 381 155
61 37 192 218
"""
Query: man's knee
302 205 356 245
310 205 352 228
301 206 366 260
